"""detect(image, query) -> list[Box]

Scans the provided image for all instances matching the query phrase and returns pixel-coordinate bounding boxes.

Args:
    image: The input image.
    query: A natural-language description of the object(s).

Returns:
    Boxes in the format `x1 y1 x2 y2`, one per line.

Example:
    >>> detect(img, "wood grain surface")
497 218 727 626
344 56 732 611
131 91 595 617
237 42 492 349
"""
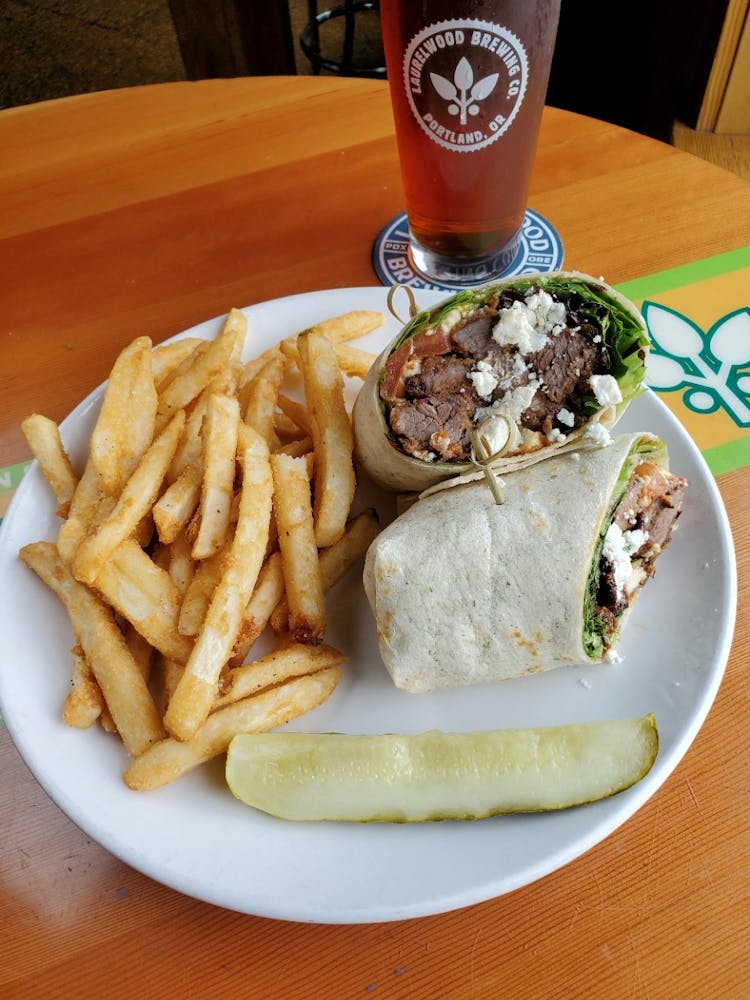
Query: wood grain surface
1 77 749 999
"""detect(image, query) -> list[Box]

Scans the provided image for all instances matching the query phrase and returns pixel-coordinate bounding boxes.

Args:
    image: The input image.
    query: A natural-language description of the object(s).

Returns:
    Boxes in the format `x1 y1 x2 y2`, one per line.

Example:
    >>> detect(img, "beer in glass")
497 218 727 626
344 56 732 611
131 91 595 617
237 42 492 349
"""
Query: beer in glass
380 0 561 283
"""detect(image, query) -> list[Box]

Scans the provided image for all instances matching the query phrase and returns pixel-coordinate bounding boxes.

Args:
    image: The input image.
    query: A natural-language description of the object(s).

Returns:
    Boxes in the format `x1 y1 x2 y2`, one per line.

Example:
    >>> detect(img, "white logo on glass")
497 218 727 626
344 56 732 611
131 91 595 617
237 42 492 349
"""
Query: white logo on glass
431 57 499 125
403 20 528 154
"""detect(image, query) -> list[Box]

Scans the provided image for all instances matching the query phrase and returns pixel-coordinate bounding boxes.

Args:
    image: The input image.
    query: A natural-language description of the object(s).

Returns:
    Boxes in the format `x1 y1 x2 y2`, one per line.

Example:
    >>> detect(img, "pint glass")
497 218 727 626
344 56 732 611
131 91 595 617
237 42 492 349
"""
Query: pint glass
380 0 561 284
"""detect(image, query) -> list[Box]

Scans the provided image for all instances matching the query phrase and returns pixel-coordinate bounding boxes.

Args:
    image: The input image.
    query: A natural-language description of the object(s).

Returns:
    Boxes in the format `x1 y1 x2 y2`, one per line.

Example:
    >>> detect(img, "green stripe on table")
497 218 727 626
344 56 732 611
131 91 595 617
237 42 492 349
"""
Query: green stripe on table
703 437 750 478
615 246 750 302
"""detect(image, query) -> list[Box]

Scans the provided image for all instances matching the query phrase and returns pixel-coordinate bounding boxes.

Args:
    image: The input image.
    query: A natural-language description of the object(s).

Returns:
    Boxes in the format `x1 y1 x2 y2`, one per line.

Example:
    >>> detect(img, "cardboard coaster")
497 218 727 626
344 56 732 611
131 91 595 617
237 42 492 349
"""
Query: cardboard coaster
372 208 564 292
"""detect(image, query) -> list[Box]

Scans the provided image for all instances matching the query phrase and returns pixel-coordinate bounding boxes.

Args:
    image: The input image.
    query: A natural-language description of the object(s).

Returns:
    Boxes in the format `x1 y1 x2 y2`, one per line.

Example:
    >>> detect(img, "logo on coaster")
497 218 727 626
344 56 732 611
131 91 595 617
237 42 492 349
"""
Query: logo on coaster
403 19 528 153
372 209 564 292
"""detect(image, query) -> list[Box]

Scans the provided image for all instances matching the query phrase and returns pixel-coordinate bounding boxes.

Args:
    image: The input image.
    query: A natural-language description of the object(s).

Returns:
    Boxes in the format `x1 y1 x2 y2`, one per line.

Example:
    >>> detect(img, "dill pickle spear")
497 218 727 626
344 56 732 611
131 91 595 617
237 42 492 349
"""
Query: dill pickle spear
225 715 658 822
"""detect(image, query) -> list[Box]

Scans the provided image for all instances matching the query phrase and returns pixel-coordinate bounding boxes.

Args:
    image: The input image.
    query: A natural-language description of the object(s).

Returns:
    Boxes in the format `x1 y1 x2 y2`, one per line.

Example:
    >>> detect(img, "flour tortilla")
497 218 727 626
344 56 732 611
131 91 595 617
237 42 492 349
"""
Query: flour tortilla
363 433 663 693
353 271 648 493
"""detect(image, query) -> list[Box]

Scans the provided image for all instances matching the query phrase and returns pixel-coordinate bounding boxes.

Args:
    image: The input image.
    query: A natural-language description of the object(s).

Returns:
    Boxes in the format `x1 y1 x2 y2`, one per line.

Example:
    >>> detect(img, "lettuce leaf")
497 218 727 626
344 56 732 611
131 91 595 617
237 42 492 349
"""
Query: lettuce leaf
532 276 649 408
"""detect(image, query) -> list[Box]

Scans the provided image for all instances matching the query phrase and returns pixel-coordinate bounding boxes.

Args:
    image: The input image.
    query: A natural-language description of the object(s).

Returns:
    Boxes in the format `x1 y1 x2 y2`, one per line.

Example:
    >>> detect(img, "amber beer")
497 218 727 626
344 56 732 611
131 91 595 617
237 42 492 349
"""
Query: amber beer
380 0 561 283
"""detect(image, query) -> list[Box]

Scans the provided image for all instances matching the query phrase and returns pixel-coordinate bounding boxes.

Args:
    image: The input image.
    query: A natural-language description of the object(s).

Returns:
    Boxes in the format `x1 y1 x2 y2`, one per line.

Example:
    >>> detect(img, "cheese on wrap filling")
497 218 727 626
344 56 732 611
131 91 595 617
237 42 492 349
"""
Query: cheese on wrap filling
380 276 648 464
585 447 687 659
363 435 687 692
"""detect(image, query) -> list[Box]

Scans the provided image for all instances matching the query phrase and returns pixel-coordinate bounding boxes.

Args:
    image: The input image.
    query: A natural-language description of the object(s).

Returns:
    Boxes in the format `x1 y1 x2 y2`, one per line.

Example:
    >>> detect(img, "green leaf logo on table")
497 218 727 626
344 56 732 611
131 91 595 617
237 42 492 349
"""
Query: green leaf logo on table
232 271 688 823
644 302 750 425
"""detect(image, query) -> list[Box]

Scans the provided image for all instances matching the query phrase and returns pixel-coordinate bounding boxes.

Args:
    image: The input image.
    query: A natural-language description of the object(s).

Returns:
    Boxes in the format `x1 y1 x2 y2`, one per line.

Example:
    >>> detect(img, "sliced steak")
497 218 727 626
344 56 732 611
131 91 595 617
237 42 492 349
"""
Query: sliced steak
522 324 602 433
451 308 496 357
531 325 600 402
614 463 687 553
484 342 531 391
404 355 474 399
640 490 686 551
389 394 477 460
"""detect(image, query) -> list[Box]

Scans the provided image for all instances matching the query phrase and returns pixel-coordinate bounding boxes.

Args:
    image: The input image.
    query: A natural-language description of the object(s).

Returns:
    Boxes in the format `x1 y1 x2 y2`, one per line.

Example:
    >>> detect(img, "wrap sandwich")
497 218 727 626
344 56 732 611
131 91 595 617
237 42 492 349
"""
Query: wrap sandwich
353 271 649 493
363 433 686 692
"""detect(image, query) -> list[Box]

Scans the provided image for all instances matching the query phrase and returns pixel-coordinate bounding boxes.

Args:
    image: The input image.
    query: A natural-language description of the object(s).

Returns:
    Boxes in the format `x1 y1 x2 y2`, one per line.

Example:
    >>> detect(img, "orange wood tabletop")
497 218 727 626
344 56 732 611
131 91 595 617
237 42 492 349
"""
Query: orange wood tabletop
1 77 749 999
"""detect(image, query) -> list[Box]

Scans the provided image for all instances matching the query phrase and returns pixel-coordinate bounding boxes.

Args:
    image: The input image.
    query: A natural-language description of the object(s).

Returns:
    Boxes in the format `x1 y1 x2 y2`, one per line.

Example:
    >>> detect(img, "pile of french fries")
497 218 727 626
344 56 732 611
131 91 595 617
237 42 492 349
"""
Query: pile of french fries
19 307 383 790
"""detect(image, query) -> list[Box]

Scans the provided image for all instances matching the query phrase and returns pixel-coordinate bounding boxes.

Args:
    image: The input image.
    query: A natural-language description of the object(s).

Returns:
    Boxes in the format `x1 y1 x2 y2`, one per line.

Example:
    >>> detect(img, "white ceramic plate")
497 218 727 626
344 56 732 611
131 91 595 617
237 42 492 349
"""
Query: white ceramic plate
0 287 736 924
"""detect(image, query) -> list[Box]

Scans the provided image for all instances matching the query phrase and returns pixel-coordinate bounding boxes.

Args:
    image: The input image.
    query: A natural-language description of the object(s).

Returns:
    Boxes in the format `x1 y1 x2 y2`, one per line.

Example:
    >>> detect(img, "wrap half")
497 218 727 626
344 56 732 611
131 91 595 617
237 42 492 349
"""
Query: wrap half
363 433 686 692
353 271 649 493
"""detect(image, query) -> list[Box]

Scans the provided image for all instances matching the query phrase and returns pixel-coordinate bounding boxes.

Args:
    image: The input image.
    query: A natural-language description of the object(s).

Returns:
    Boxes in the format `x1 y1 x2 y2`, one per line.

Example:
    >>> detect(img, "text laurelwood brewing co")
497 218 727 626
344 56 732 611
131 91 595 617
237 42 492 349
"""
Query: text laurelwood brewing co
403 20 529 152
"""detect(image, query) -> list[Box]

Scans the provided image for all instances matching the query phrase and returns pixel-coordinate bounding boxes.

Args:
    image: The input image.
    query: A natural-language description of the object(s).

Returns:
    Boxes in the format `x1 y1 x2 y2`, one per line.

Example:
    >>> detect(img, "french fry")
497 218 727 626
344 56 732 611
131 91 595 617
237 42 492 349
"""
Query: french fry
276 394 312 437
72 410 185 586
236 345 282 405
274 409 306 442
278 338 301 365
177 540 231 637
168 388 208 481
280 338 376 381
271 508 379 633
298 330 355 548
152 338 205 389
191 393 240 560
229 551 285 666
242 355 286 449
164 426 273 742
62 646 104 729
94 539 194 664
21 414 78 517
271 452 326 644
134 512 155 550
315 507 380 588
20 542 164 756
152 462 203 544
155 340 210 396
167 361 242 484
160 533 194 705
242 310 383 394
273 436 314 460
216 643 345 709
124 666 341 790
331 343 377 380
302 310 384 342
89 336 158 496
56 459 109 565
124 621 154 683
166 529 195 594
156 309 246 429
99 706 118 734
161 657 184 709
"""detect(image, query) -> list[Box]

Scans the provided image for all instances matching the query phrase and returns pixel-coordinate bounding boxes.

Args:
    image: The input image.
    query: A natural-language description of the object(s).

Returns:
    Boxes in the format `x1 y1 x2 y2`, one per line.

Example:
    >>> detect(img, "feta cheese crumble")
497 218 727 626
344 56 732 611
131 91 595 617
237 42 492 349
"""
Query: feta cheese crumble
492 301 547 354
589 374 622 406
468 360 499 401
523 289 567 334
496 353 530 391
556 407 575 427
583 422 612 447
491 288 566 355
602 523 650 599
477 380 540 426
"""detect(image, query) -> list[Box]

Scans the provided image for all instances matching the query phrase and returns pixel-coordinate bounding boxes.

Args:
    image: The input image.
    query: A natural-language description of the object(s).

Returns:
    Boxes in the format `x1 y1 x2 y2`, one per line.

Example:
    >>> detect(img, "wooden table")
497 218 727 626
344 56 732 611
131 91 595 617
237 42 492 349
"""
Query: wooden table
2 77 749 998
